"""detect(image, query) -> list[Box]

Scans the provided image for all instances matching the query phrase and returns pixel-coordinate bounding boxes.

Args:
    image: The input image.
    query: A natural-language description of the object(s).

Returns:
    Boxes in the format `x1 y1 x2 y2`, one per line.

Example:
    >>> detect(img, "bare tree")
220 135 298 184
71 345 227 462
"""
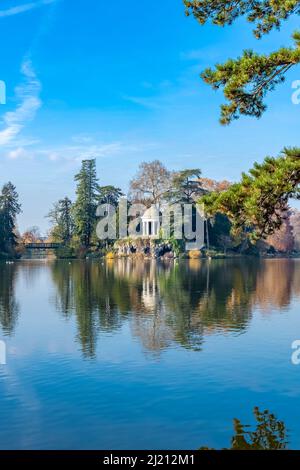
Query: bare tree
129 160 172 206
22 226 42 244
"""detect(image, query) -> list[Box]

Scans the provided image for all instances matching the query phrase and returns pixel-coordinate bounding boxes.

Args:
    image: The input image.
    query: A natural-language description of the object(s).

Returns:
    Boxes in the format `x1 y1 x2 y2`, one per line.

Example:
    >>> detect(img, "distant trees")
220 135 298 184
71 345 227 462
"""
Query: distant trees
0 182 21 256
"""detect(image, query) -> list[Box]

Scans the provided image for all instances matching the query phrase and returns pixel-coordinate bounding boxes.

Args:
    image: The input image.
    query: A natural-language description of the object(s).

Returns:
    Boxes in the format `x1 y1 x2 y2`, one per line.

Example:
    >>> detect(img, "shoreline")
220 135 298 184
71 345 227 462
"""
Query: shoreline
4 253 300 262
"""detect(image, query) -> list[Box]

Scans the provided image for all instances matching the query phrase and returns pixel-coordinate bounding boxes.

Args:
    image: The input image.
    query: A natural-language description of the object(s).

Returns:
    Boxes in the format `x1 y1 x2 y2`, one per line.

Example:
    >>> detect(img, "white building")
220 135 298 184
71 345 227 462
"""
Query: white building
141 206 160 237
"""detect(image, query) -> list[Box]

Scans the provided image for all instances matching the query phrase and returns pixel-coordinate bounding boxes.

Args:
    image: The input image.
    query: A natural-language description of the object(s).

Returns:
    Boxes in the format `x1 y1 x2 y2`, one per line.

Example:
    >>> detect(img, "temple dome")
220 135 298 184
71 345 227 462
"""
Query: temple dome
141 206 160 221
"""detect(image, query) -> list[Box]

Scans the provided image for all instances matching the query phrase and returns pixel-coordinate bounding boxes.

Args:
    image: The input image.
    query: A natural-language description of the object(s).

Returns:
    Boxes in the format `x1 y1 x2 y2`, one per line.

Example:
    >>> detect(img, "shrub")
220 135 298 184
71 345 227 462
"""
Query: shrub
56 246 76 259
188 250 202 259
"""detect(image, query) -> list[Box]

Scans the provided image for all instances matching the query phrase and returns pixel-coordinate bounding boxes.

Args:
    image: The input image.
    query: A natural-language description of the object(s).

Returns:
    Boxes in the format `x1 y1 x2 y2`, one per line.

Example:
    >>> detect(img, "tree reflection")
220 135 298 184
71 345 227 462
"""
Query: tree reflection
157 260 258 349
0 262 19 335
50 258 300 357
52 260 133 357
254 259 295 312
200 407 288 450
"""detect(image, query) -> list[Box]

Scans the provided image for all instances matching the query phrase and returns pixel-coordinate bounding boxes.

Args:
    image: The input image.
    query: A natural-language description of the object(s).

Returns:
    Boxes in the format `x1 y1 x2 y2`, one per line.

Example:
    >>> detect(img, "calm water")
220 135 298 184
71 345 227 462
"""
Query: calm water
0 258 300 449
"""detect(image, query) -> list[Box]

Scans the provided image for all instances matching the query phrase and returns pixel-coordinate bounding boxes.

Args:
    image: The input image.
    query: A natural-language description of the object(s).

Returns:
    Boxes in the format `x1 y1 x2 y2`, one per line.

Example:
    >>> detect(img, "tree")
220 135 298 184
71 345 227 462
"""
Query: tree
97 186 124 246
73 160 99 247
208 213 233 251
201 147 300 240
184 1 300 124
47 197 74 244
22 226 41 244
165 169 206 243
168 169 205 203
0 182 21 253
290 209 300 251
200 177 231 193
267 211 295 252
129 160 172 206
97 185 124 207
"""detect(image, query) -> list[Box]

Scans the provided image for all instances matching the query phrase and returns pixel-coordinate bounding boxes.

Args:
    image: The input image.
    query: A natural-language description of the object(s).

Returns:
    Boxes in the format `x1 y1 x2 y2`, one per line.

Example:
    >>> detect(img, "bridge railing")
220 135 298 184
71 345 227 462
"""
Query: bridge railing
24 243 62 249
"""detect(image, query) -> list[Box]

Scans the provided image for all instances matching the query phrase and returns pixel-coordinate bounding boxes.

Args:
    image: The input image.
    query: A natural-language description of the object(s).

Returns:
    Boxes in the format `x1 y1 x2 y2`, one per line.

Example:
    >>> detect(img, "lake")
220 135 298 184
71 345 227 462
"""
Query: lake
0 258 300 450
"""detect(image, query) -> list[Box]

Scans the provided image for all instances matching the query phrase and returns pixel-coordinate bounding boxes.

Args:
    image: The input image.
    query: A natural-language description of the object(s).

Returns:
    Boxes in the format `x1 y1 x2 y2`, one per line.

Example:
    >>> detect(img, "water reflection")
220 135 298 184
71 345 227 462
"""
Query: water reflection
0 259 299 355
0 263 19 335
255 259 298 312
46 259 300 357
200 407 288 450
0 259 299 449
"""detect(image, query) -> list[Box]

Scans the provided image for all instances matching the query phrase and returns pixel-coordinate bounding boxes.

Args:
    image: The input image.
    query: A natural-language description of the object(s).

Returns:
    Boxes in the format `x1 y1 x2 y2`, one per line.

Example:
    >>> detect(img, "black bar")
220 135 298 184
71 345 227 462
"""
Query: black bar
0 450 298 465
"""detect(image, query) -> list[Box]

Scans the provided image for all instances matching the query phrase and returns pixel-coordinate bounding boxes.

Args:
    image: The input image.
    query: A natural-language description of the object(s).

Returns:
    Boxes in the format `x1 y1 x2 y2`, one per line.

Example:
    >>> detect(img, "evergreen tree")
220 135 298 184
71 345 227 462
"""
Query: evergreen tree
97 186 124 207
73 159 99 247
48 197 74 244
201 147 300 240
184 1 300 124
168 169 204 203
0 182 21 253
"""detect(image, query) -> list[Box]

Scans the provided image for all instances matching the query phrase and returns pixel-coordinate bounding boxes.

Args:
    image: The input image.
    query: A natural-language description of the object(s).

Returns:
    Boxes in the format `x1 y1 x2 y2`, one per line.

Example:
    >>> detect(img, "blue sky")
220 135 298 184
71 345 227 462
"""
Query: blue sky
0 0 299 233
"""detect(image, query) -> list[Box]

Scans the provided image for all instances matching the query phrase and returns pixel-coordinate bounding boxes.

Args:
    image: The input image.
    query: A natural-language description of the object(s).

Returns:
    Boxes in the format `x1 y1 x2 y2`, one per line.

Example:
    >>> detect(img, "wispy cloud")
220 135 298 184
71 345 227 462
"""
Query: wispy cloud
5 140 156 163
180 47 222 62
122 73 202 112
0 59 42 146
71 134 94 145
180 50 206 61
43 141 152 162
6 146 32 160
0 0 56 18
122 94 162 110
